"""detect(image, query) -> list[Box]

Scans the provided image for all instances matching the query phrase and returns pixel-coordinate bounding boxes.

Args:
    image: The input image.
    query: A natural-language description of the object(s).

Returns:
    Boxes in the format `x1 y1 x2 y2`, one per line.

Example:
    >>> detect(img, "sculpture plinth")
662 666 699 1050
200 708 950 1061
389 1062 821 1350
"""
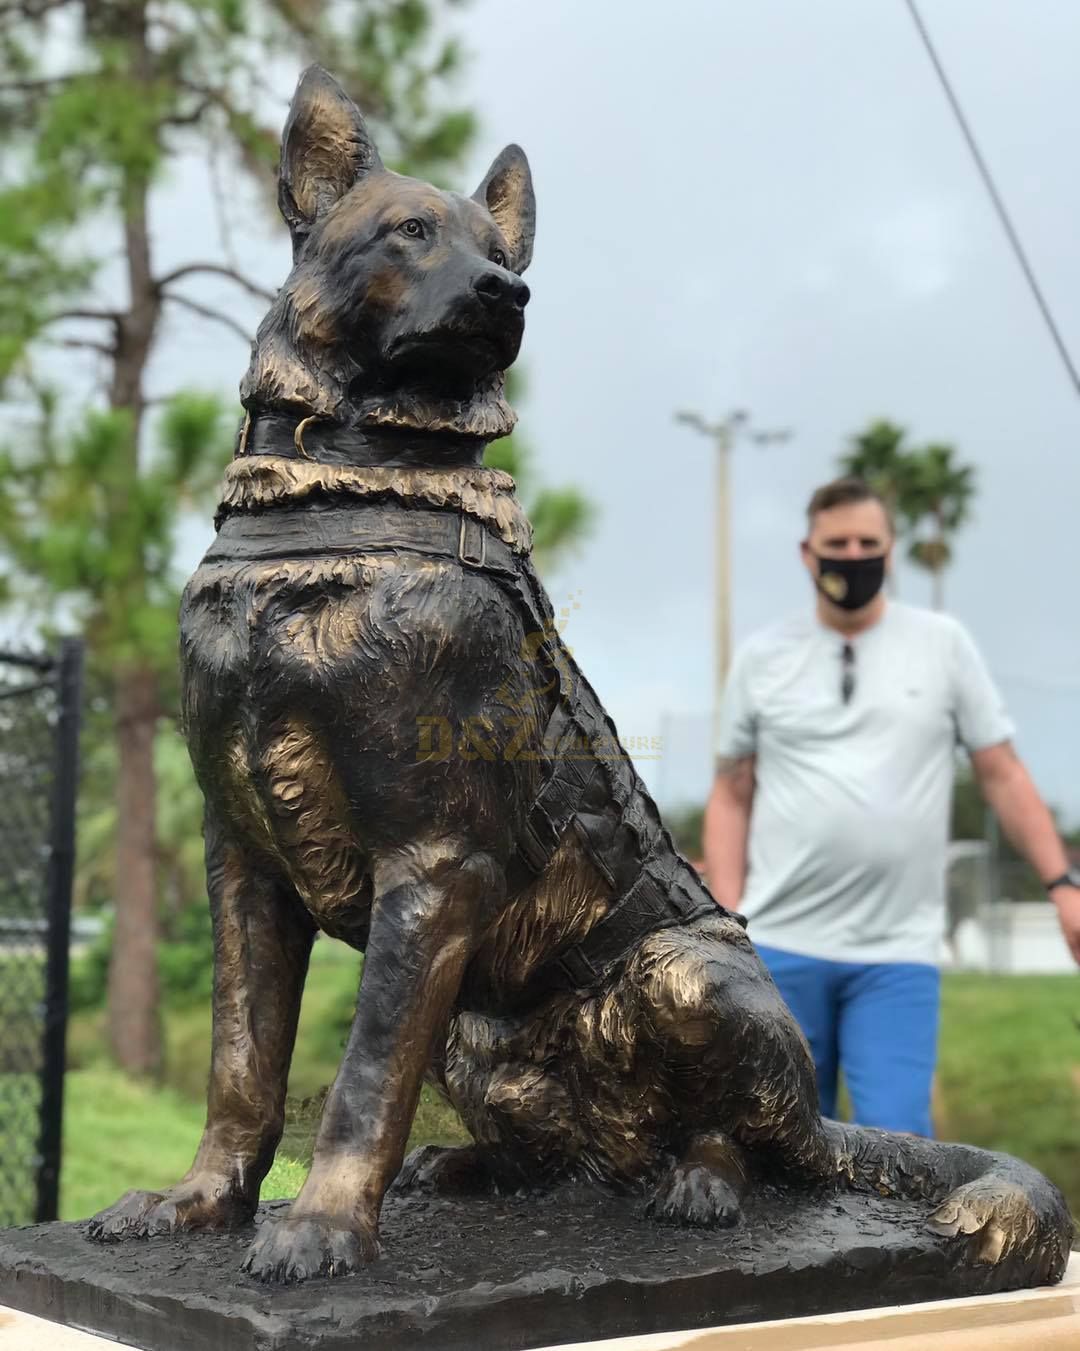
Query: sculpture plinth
0 1187 1065 1351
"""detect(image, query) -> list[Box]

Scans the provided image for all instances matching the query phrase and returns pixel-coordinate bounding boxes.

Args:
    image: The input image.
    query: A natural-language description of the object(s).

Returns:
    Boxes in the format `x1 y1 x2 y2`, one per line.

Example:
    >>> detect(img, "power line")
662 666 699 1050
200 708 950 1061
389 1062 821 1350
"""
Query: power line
903 0 1080 399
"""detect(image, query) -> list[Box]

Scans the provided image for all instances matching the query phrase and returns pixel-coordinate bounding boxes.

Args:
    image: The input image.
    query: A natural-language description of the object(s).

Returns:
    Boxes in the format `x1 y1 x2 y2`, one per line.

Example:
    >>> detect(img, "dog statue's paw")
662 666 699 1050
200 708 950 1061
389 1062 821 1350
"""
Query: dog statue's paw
87 1189 169 1242
926 1180 1038 1266
87 1179 254 1242
391 1144 492 1198
646 1163 741 1229
241 1214 379 1284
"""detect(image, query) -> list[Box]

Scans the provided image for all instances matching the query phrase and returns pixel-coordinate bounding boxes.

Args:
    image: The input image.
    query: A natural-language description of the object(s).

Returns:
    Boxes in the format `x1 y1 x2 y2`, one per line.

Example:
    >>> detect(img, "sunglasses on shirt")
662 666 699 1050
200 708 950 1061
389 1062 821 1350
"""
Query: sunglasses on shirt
841 642 855 704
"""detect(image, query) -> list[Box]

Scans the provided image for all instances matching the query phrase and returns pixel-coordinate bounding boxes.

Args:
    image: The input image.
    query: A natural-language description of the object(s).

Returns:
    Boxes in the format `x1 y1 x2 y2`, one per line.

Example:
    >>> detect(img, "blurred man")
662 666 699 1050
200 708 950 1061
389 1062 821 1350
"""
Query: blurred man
704 476 1080 1136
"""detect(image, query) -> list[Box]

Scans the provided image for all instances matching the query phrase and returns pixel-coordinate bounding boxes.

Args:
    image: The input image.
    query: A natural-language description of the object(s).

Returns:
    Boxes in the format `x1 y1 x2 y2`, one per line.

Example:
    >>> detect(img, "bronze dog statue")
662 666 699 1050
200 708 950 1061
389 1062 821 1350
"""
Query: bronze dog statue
89 66 1072 1287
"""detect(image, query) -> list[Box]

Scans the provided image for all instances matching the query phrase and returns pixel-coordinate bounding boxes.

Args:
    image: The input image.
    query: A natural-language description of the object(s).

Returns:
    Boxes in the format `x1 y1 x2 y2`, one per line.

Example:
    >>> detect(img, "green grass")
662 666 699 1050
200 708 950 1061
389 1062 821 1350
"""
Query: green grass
62 937 466 1219
59 1069 308 1220
936 974 1080 1212
59 959 1080 1221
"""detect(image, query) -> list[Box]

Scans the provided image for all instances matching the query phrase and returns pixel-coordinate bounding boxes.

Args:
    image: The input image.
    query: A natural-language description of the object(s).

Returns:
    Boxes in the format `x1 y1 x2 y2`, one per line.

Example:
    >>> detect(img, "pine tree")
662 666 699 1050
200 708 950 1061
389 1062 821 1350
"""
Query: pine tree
0 0 477 1076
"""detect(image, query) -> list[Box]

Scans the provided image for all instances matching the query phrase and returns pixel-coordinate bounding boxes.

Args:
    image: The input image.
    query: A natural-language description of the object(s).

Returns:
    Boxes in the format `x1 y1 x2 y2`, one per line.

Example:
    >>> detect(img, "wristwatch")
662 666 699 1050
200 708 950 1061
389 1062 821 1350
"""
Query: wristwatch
1044 867 1080 895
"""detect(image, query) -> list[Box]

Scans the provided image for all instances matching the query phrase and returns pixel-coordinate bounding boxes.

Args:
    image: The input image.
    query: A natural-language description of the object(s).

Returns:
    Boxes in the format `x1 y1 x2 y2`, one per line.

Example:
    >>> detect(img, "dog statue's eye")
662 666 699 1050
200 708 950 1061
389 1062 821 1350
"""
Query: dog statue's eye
399 219 425 239
490 248 507 268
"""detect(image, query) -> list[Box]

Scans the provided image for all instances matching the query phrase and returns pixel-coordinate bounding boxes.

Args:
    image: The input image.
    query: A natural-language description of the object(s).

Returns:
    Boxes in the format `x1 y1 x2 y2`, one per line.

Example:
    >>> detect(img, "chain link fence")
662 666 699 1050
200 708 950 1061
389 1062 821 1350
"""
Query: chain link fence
0 641 82 1225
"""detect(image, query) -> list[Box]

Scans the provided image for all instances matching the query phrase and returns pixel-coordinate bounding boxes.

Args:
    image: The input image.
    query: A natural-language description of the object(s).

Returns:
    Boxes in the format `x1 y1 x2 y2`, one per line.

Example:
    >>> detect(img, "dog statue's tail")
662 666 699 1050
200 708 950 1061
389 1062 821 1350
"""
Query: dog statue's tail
813 1118 1073 1285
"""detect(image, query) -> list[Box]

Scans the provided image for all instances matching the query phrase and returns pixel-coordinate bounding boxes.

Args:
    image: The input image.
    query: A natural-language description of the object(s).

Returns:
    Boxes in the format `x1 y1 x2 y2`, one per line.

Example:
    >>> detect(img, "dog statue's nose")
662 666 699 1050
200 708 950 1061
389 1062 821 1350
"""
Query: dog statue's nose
474 270 530 310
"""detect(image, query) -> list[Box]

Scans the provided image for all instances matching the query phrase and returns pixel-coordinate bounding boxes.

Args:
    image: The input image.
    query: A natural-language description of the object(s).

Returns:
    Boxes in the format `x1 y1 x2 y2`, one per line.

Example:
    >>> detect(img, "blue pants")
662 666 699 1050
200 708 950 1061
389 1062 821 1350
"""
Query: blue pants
755 944 940 1136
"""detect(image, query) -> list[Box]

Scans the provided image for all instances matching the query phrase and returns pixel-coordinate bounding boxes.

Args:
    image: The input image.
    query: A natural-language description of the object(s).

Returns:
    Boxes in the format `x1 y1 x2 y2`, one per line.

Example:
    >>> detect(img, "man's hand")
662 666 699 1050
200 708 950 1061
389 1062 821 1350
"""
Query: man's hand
971 742 1080 967
1050 885 1080 966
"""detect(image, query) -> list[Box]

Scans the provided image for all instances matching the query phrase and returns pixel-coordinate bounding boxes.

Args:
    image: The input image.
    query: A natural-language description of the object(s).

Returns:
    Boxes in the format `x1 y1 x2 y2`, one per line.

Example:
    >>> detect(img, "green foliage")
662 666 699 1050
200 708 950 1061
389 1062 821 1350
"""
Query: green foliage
154 723 213 914
663 803 706 860
0 0 592 1075
349 0 477 181
903 443 976 581
157 903 217 1004
70 897 215 1013
68 916 113 1013
951 769 1071 902
951 768 988 842
74 703 208 931
38 67 168 186
70 717 216 1002
839 419 915 514
839 419 977 609
0 388 232 668
484 375 595 572
0 0 478 385
0 0 484 665
0 180 92 387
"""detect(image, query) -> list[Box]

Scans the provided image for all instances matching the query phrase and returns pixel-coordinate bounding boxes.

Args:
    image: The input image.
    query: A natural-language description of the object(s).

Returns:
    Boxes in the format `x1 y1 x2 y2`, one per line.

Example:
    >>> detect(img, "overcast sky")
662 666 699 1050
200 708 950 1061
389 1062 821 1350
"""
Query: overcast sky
144 0 1080 820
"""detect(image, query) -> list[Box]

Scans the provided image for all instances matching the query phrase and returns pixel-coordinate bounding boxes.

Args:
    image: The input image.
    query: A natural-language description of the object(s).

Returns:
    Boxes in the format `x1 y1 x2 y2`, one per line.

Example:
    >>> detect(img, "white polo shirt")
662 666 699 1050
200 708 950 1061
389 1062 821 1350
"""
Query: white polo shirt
716 603 1014 966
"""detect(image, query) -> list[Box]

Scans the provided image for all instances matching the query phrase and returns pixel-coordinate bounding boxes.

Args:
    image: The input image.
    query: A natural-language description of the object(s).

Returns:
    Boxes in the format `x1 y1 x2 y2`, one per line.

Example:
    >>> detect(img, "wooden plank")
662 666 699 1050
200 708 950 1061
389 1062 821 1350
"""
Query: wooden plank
541 1253 1080 1351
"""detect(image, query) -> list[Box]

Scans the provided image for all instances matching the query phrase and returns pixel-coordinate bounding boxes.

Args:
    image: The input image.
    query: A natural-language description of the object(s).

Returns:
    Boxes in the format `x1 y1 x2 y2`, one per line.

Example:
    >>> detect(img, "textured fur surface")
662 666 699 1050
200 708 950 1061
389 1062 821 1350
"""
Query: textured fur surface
217 456 532 553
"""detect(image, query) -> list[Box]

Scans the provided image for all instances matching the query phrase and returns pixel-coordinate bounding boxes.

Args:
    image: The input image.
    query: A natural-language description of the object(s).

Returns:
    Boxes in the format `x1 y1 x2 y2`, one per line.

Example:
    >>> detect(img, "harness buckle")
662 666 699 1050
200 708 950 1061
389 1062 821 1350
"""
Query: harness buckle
458 514 487 568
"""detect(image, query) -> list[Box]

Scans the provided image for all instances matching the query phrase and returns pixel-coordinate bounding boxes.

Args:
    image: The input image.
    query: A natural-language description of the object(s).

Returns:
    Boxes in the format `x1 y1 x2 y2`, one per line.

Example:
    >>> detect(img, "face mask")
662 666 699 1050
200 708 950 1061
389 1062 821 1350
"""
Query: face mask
813 553 886 611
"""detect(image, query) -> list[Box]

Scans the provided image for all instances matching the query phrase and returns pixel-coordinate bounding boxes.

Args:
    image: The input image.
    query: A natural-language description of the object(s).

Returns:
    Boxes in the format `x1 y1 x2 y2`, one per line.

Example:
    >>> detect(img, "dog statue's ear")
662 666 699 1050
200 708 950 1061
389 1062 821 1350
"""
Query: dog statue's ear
278 65 383 237
472 145 535 273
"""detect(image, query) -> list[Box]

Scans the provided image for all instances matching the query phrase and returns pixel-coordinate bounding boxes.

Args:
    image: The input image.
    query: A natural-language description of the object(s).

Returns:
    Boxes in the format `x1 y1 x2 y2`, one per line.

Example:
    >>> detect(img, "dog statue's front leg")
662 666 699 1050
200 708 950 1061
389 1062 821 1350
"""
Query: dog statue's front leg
242 835 501 1284
89 823 315 1241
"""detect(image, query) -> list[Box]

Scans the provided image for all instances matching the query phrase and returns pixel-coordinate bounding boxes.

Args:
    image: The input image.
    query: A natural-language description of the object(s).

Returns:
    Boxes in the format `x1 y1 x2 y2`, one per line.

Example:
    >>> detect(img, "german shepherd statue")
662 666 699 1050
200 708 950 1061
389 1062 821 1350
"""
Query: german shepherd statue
89 67 1072 1287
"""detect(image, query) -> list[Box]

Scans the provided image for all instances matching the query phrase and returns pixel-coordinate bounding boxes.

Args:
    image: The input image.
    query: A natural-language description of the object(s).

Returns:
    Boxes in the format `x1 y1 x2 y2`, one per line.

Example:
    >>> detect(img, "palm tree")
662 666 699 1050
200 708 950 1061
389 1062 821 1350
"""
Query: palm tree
902 444 976 612
838 419 918 521
838 419 920 596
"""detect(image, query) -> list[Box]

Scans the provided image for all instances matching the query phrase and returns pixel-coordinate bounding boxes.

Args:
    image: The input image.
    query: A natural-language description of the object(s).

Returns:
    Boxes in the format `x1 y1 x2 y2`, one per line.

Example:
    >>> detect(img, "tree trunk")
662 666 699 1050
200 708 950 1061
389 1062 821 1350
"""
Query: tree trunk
104 0 163 1077
107 665 162 1076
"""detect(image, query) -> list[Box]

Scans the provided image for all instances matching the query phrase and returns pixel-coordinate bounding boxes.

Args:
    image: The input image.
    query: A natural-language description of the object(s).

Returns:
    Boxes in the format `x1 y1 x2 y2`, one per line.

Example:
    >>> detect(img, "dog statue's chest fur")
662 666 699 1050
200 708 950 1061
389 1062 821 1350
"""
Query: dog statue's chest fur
180 458 548 947
180 454 714 1011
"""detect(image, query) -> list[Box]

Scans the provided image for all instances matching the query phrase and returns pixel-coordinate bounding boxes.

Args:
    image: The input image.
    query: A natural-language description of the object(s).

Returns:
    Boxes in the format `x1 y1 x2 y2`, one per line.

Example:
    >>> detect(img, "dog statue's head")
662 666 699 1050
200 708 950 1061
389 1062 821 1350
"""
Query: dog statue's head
242 66 535 445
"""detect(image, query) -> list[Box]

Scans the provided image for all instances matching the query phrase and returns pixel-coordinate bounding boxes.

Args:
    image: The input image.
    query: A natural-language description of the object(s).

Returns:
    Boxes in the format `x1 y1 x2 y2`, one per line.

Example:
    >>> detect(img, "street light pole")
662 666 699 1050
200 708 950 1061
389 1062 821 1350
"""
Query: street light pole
676 409 791 748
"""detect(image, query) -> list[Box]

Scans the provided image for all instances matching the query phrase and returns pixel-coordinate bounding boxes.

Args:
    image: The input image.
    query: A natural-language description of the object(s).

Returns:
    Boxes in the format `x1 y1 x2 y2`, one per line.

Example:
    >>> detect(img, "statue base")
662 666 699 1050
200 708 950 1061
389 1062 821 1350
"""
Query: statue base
0 1186 1063 1351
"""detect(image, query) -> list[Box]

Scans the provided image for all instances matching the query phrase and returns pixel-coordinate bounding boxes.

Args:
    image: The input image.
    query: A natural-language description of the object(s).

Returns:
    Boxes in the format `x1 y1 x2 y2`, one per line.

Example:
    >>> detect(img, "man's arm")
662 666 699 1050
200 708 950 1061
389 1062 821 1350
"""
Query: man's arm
971 740 1080 965
703 755 756 910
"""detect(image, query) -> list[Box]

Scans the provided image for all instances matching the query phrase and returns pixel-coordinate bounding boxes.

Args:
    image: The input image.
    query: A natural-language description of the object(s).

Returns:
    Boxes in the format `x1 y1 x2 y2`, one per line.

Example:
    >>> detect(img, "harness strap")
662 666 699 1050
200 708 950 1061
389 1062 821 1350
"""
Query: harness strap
506 702 603 883
491 559 741 1003
206 504 519 576
516 848 721 1006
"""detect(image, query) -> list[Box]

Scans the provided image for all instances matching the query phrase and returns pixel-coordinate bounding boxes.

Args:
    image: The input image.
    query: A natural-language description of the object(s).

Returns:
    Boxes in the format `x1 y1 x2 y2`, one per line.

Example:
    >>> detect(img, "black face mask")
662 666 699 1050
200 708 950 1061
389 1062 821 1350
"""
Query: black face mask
813 553 887 612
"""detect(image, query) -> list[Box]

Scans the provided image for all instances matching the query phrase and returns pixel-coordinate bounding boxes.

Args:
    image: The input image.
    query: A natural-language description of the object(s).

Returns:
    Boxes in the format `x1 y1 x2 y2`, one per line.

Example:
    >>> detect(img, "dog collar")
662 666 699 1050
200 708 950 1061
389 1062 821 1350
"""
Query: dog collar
237 411 489 470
